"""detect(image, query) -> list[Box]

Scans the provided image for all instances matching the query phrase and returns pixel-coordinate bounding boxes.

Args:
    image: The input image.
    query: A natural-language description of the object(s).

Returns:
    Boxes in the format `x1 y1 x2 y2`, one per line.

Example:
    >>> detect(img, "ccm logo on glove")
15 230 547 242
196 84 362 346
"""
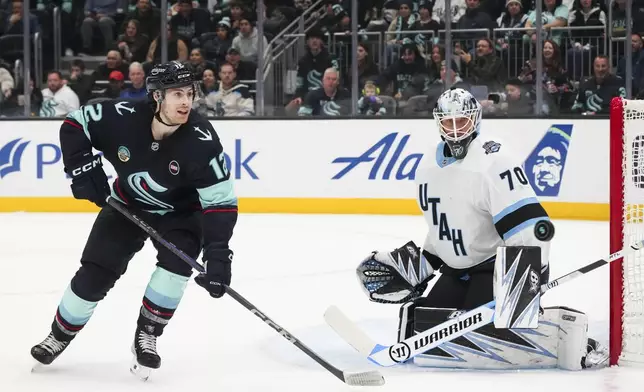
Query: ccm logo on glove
71 156 103 177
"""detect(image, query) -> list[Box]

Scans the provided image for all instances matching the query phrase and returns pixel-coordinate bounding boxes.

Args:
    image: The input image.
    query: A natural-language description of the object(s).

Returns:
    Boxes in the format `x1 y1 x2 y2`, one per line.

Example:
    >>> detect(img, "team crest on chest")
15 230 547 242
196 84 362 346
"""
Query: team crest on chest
117 146 130 162
483 141 501 154
169 160 180 175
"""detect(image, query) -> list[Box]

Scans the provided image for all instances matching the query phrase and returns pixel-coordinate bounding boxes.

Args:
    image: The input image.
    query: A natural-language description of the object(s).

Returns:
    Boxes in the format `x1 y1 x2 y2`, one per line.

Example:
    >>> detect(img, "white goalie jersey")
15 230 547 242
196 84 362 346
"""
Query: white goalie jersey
414 135 550 271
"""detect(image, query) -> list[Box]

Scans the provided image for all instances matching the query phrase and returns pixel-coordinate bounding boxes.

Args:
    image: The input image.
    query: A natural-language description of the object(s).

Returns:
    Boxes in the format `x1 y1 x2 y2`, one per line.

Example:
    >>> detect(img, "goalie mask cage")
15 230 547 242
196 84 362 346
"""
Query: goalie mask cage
610 97 644 367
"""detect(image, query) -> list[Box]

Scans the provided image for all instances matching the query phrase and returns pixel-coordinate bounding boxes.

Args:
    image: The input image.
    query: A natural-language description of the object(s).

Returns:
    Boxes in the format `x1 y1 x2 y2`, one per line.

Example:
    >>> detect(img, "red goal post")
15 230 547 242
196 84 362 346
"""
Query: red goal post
609 97 644 367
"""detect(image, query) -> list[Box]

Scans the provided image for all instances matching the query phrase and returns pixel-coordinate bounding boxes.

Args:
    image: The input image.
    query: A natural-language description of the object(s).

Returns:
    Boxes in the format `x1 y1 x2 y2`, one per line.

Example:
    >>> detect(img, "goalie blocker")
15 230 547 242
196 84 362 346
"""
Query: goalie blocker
356 242 608 370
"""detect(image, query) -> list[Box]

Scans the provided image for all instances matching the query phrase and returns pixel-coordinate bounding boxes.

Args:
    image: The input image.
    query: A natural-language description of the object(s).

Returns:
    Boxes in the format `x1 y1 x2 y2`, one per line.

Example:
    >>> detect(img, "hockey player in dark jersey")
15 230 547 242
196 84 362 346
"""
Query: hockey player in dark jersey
571 55 626 114
30 61 238 379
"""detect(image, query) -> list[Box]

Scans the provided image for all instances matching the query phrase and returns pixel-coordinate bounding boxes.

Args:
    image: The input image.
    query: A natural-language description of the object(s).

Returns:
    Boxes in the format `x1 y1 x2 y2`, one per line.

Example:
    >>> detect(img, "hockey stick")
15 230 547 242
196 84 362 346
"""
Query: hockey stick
106 198 384 386
324 239 644 367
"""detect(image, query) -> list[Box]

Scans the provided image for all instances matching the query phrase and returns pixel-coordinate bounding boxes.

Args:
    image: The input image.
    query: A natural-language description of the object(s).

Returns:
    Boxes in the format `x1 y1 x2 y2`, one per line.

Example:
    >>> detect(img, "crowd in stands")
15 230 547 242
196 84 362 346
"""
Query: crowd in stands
0 0 642 117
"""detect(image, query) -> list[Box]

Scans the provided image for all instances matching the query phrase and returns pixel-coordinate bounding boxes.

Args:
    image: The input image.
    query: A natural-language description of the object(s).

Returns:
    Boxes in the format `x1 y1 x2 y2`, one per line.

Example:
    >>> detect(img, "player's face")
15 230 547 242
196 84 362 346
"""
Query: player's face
439 116 474 139
161 86 194 123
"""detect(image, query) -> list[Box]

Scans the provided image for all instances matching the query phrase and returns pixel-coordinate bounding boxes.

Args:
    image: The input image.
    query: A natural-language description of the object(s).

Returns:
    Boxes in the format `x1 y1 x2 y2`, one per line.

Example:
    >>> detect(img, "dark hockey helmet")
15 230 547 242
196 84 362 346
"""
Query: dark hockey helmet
146 60 199 98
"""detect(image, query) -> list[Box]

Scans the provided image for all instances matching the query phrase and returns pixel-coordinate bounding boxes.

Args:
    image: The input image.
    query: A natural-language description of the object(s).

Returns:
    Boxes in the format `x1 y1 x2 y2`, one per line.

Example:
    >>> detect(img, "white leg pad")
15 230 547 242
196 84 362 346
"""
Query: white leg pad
550 307 588 371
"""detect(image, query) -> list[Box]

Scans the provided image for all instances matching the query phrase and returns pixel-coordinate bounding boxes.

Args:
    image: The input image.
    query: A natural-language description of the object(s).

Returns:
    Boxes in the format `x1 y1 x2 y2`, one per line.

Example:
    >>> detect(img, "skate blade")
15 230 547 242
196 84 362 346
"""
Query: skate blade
130 358 153 381
31 361 45 373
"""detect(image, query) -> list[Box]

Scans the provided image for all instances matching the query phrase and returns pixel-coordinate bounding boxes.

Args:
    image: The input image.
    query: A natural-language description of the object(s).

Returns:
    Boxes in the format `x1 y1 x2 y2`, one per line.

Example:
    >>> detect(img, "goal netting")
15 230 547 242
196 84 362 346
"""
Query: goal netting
610 97 644 366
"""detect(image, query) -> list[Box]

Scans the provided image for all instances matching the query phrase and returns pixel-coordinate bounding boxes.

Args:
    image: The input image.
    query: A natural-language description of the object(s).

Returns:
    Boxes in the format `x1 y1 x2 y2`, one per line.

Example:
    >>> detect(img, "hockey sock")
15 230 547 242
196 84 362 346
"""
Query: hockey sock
52 284 99 341
138 267 189 336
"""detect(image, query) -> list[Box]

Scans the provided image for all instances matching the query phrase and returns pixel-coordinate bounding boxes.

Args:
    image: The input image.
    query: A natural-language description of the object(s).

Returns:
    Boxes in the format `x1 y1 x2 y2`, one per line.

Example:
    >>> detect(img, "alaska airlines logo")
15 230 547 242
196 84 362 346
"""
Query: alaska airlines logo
0 138 30 178
524 124 573 197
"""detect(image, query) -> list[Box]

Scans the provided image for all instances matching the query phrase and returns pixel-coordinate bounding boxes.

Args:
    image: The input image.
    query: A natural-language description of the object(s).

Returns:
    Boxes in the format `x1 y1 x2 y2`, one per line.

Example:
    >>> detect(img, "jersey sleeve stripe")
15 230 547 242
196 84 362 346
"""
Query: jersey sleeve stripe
66 109 92 142
495 203 549 240
197 181 237 208
492 197 540 224
203 207 238 214
63 119 83 130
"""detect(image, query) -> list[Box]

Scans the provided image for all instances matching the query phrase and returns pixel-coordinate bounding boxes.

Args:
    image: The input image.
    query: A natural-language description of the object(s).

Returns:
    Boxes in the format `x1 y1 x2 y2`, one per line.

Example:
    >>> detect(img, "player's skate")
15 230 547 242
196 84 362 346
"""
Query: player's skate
130 326 161 381
30 332 71 369
583 338 609 369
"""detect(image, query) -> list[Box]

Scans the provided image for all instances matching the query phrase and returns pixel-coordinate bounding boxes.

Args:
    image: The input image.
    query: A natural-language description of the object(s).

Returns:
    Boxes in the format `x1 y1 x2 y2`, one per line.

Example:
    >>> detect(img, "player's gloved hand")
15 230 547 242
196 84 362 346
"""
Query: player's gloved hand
67 153 110 208
195 249 232 298
356 241 435 304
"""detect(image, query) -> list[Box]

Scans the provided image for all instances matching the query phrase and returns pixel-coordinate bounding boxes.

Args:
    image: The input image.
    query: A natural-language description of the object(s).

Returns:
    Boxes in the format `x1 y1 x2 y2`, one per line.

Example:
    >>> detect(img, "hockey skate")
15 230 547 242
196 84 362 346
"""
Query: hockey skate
130 326 161 381
583 338 609 369
30 332 71 369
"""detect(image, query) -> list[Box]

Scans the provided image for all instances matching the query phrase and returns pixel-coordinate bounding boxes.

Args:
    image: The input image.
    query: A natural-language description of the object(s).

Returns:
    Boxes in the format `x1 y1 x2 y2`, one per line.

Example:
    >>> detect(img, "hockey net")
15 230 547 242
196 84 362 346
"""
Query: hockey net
610 98 644 366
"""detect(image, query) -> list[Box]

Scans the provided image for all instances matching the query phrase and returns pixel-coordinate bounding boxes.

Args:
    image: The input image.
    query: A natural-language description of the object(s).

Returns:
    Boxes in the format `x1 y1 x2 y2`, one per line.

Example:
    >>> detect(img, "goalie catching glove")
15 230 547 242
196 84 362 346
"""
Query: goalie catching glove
356 241 435 304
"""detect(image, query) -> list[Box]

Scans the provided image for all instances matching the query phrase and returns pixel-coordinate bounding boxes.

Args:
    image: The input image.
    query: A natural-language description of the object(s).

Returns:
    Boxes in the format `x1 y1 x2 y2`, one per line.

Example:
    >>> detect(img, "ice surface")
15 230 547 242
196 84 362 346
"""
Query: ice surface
0 213 642 392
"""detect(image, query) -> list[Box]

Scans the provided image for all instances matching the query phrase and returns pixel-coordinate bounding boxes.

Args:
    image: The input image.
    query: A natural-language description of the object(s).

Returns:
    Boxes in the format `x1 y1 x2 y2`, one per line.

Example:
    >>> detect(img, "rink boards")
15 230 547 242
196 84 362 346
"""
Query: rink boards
0 118 608 220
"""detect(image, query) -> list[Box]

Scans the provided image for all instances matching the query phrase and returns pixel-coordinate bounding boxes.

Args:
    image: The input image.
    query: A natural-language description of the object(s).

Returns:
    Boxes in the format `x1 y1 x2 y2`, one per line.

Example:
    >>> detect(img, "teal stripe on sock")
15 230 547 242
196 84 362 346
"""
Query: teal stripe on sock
144 267 189 310
58 285 98 326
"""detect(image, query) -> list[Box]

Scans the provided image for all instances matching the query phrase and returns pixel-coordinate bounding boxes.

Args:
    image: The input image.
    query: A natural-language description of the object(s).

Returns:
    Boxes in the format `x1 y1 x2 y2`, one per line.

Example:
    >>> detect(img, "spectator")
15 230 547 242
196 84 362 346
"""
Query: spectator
39 71 80 117
91 50 130 84
286 29 338 111
456 0 496 42
386 0 424 63
118 19 151 63
357 81 387 116
0 60 14 102
486 78 535 115
377 41 431 101
66 59 93 105
298 67 351 116
224 47 257 81
121 0 161 41
457 38 506 90
146 25 189 63
344 43 380 92
231 15 270 63
1 75 42 117
520 39 574 109
104 70 125 98
81 0 124 54
609 0 644 38
426 60 471 109
571 55 626 114
617 33 644 94
189 48 217 77
496 0 529 77
120 62 147 99
170 0 212 45
201 68 218 94
525 0 569 46
197 18 233 64
205 63 254 116
428 45 446 81
3 0 41 36
430 0 466 25
263 6 293 37
567 0 606 80
192 68 218 116
414 4 444 34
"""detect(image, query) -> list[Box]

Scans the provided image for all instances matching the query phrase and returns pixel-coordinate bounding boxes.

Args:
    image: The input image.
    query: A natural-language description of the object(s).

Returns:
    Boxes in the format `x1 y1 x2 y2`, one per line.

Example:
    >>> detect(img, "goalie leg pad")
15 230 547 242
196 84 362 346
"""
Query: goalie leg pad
494 246 542 329
410 306 589 370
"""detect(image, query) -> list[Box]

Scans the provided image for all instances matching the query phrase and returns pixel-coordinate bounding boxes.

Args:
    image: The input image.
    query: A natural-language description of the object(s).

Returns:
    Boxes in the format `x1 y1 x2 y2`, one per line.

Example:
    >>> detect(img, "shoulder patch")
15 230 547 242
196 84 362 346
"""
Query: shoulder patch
482 141 501 154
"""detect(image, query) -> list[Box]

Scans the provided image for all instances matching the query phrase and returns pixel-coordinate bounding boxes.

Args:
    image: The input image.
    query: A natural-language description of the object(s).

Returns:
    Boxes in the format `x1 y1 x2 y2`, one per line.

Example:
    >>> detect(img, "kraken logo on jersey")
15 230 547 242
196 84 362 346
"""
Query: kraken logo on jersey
322 100 342 116
39 98 59 117
524 125 572 197
418 183 467 256
127 172 173 211
307 70 323 91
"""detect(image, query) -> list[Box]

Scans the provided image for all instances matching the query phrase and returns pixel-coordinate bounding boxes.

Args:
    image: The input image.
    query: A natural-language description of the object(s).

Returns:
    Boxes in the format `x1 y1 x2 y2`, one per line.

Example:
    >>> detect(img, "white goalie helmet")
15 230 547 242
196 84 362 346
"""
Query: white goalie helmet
433 88 482 159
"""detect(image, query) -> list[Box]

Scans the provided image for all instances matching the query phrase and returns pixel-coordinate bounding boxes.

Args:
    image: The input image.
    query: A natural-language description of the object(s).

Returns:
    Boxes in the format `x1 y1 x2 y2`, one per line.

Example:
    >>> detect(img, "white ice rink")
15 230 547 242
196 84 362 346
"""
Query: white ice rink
1 213 643 392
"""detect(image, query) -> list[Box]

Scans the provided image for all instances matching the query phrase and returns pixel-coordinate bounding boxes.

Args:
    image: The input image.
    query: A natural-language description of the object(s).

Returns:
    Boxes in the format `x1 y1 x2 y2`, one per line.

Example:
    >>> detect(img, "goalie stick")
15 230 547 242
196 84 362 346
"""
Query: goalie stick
324 240 644 367
107 198 384 387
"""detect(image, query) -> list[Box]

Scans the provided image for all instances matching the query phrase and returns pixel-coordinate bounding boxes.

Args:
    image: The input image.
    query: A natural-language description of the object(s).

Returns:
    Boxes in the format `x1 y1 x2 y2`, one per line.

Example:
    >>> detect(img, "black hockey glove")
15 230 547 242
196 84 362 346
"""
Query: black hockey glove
195 249 232 298
67 154 110 208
